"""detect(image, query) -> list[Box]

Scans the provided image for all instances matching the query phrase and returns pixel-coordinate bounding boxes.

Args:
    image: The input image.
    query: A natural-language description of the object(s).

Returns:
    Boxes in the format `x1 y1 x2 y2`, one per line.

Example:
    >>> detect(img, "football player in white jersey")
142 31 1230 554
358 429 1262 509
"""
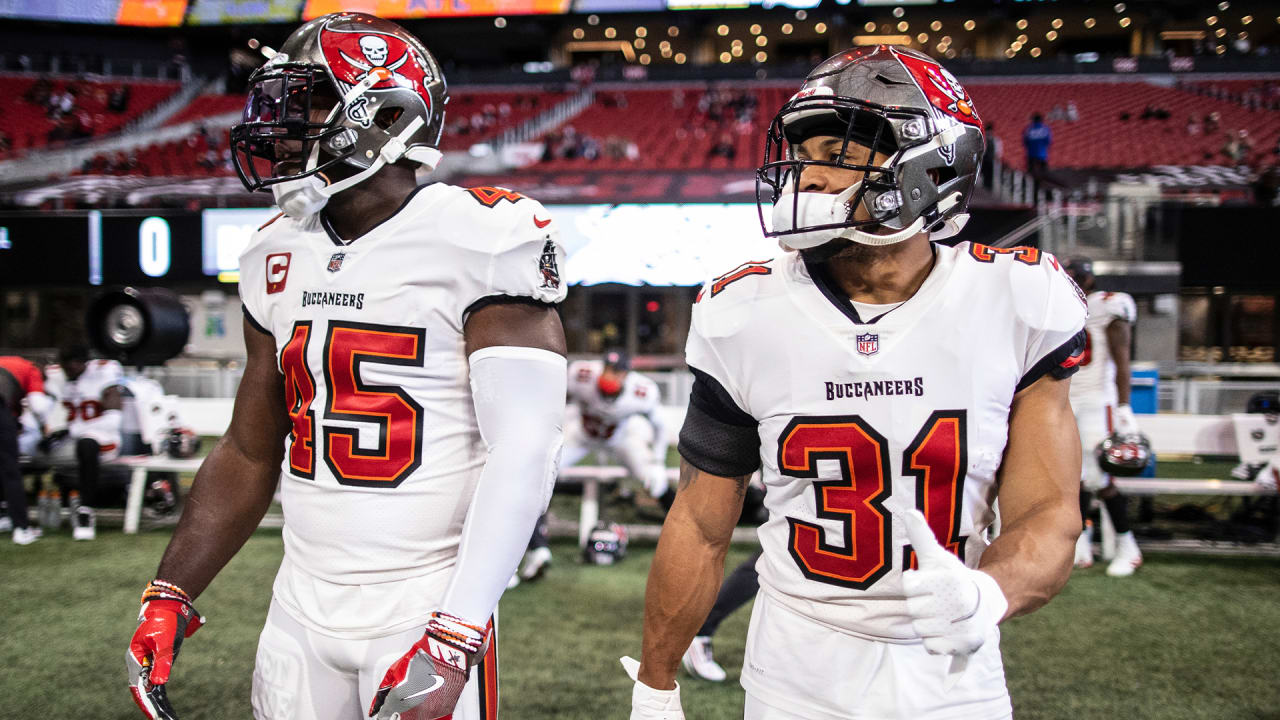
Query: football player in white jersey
43 346 125 540
1064 258 1144 577
515 350 668 584
625 46 1086 720
126 14 567 720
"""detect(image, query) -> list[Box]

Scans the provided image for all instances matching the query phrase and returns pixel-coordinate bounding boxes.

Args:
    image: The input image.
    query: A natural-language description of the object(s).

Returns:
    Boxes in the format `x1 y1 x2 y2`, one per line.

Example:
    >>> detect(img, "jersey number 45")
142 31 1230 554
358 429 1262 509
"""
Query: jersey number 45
779 412 968 590
279 320 426 487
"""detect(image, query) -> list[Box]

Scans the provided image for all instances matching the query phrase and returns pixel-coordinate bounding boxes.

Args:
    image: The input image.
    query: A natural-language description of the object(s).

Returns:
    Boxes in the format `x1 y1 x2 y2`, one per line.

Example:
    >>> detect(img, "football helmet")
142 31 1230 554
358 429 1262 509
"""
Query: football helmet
758 45 985 251
1096 432 1153 477
230 13 448 211
598 349 631 398
583 521 629 565
163 428 201 459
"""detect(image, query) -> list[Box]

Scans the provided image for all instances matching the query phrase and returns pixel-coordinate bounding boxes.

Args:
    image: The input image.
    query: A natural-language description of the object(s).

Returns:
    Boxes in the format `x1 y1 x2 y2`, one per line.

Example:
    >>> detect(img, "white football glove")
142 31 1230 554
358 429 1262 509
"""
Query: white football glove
900 509 1008 658
620 656 685 720
1113 404 1140 436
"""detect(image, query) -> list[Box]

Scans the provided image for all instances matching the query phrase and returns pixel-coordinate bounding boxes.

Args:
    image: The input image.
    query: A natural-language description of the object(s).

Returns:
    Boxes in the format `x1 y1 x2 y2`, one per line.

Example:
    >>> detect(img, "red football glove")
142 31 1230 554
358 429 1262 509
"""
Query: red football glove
369 612 488 720
126 582 205 720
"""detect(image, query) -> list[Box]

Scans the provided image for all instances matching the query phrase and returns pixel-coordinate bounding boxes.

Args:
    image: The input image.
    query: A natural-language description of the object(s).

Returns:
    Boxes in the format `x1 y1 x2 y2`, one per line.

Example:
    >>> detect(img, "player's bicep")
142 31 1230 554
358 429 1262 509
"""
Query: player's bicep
223 316 290 466
463 300 566 357
998 373 1081 529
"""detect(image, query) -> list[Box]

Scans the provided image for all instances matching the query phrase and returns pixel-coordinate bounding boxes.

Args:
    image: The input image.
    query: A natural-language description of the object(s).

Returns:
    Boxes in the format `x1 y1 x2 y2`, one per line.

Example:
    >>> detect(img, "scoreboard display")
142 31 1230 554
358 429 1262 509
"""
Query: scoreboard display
0 212 204 287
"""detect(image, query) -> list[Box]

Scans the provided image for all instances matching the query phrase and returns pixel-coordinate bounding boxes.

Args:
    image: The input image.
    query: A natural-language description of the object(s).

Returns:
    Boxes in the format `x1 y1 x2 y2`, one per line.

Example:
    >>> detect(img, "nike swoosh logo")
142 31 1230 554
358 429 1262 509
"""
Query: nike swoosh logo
533 216 551 228
402 675 446 700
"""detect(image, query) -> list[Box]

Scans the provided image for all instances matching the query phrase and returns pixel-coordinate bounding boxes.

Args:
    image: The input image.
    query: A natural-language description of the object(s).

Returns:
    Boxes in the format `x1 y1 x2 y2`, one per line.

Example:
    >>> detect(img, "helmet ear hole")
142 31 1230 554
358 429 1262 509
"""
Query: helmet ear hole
374 106 404 130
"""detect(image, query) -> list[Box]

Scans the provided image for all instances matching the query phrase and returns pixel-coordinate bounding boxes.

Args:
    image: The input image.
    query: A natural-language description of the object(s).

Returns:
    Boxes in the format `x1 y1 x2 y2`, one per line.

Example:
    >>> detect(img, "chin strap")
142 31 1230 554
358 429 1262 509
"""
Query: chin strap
320 115 428 198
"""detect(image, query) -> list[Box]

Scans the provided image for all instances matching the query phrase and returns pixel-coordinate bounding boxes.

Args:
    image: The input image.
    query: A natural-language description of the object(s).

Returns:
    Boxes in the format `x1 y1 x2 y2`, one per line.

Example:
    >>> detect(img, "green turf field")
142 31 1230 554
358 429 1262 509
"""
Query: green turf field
2 531 1278 719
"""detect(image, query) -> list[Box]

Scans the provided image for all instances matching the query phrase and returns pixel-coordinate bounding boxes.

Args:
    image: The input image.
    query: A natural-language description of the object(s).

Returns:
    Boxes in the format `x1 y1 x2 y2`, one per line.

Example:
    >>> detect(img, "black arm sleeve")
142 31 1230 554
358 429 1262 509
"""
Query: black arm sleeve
1016 328 1086 393
678 367 761 478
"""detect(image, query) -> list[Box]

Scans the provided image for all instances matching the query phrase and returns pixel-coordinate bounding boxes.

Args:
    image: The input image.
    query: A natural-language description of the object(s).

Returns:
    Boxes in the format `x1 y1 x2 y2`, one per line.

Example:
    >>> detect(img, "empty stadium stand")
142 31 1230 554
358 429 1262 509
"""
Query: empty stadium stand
0 75 179 158
967 80 1280 170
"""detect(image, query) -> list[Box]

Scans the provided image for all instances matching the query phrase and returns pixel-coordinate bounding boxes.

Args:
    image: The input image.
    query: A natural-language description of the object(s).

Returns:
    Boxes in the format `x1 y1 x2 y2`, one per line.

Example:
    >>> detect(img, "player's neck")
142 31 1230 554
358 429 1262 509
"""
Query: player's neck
322 167 421 243
820 235 935 305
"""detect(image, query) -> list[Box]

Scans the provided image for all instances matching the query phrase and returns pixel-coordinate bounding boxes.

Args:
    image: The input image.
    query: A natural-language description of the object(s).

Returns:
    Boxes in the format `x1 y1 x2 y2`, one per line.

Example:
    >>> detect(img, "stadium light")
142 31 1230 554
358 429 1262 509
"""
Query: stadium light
668 26 679 36
935 42 946 53
1218 1 1229 10
756 35 768 46
732 45 743 56
636 26 647 37
964 19 975 31
587 14 599 25
756 51 767 62
1215 44 1226 53
1046 30 1057 40
940 35 951 44
1113 3 1125 13
640 54 650 65
573 28 584 39
897 21 909 31
1241 15 1252 24
795 10 807 20
675 53 687 63
782 23 793 34
1206 16 1217 25
494 17 506 28
1119 16 1131 27
1215 27 1226 37
605 27 616 38
1017 34 1028 43
892 7 903 17
917 32 928 43
1016 19 1028 29
930 20 941 31
865 21 876 32
717 24 729 35
816 22 827 33
1030 47 1041 57
661 47 672 57
635 38 646 48
1051 18 1063 29
720 52 732 62
732 38 743 47
1084 17 1096 28
750 23 762 34
1004 48 1016 58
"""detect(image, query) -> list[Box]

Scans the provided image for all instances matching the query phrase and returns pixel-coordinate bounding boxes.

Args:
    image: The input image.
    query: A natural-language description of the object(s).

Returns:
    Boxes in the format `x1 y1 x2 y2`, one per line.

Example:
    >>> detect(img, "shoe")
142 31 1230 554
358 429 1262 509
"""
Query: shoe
681 636 727 682
1106 532 1143 577
0 516 11 533
72 507 96 541
13 526 40 545
519 547 552 582
1074 522 1094 569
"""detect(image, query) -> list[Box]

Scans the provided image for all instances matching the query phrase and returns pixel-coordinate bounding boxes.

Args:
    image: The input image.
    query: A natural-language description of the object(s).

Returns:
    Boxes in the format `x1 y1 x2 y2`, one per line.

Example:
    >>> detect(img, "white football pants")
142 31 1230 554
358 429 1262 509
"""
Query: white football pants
1074 402 1114 491
251 599 498 720
740 590 1012 720
561 414 660 487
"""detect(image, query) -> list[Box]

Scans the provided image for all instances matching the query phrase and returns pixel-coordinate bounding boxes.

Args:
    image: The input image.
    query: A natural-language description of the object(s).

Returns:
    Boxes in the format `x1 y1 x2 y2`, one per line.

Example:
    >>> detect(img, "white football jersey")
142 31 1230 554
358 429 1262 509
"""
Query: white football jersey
1068 290 1136 409
238 183 567 588
48 359 124 445
687 243 1086 641
566 360 661 441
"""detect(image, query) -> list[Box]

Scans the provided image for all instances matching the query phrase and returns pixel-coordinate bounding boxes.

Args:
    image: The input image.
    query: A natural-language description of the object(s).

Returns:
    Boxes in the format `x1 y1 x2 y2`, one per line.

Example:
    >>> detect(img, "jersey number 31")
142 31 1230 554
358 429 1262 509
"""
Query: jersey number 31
779 412 967 590
279 320 425 487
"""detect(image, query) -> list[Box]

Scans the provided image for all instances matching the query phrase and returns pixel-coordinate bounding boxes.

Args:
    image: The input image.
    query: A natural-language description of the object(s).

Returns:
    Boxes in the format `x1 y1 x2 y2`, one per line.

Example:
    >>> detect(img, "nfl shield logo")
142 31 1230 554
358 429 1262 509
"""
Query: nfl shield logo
327 252 345 273
856 333 879 356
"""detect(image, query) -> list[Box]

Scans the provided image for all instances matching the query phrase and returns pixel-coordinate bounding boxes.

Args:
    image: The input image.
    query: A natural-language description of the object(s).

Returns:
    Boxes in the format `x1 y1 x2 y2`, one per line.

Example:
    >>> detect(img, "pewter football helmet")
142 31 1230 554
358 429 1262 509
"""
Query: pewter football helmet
231 12 448 192
758 45 985 248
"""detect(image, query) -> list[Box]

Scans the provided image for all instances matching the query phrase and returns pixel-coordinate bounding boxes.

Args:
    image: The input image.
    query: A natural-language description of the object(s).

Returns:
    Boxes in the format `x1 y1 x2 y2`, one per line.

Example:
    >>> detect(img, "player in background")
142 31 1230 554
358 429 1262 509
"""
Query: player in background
1064 258 1144 577
514 350 668 585
126 14 567 720
625 46 1085 720
0 355 52 544
42 346 125 540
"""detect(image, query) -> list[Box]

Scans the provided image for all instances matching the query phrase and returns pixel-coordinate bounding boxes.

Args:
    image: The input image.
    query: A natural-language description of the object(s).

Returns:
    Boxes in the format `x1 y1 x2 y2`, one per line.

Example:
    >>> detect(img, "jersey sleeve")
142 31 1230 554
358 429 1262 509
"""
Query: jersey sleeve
236 230 275 337
679 282 761 477
1101 292 1137 325
456 194 568 324
1011 252 1088 392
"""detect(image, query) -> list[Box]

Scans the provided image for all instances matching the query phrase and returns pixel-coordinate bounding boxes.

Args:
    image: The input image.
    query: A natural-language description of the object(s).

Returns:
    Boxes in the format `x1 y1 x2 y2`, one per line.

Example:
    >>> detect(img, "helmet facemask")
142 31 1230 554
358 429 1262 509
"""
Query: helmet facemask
230 61 354 193
758 94 941 252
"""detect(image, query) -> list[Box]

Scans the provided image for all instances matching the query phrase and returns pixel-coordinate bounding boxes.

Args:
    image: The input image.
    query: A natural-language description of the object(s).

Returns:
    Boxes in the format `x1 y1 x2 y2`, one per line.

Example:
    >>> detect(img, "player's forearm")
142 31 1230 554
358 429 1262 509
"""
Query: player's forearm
154 436 278 598
978 502 1078 618
638 461 745 690
638 505 730 690
439 346 565 622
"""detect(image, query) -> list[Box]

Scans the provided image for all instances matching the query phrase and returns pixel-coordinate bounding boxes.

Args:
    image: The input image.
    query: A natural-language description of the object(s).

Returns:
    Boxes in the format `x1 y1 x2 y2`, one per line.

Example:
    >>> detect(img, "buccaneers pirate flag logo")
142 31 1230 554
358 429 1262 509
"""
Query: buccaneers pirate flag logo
318 24 434 128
